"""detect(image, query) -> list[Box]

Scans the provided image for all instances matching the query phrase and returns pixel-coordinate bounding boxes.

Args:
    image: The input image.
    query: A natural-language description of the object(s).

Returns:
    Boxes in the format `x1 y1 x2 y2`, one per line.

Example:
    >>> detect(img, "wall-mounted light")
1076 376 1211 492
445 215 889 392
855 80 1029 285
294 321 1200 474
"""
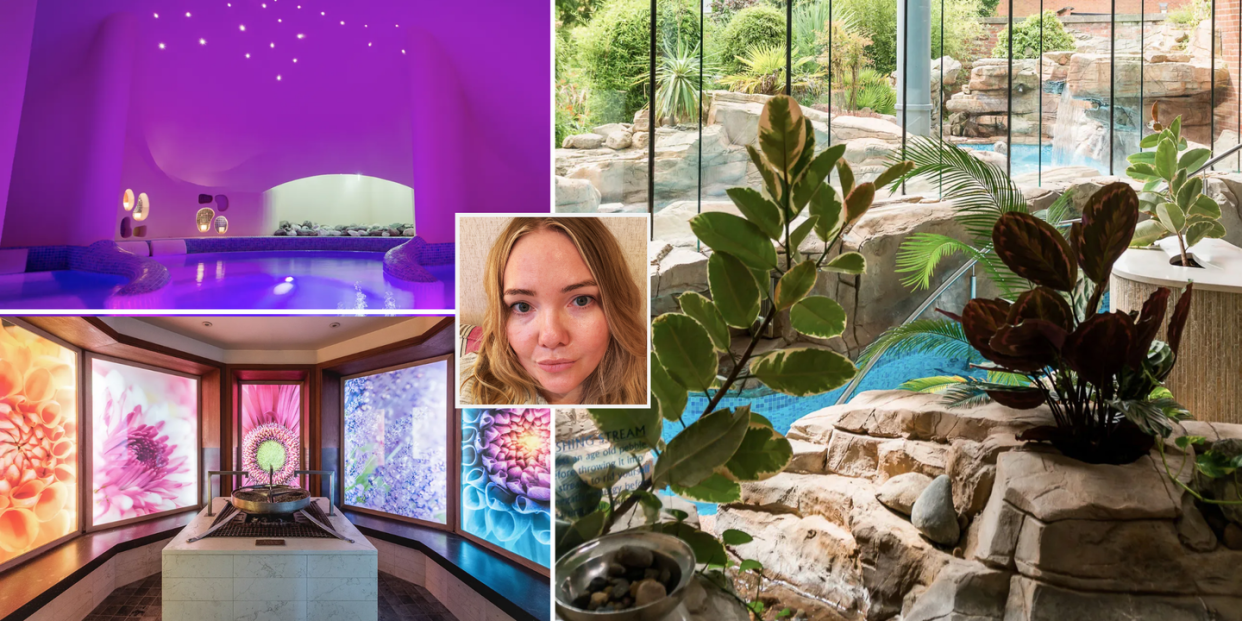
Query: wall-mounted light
133 193 150 221
122 188 134 211
214 216 229 234
196 207 215 233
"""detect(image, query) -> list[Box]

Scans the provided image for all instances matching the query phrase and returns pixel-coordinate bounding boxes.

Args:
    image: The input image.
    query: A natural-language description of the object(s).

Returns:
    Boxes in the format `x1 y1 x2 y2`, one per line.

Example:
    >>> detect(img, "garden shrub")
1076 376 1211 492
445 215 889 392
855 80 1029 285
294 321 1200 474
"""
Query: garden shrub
575 0 701 123
991 11 1076 60
719 5 786 75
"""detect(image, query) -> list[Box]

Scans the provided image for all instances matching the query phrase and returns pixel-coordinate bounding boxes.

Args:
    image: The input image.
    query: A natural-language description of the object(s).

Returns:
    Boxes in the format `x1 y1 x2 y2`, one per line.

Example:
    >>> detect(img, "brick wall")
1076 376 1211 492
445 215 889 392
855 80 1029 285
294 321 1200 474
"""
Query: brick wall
995 0 1190 17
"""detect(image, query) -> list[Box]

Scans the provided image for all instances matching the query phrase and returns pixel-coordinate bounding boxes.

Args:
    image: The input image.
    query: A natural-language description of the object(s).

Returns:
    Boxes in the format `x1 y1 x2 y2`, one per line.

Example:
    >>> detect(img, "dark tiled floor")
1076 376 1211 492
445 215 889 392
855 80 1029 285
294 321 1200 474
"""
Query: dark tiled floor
80 571 458 621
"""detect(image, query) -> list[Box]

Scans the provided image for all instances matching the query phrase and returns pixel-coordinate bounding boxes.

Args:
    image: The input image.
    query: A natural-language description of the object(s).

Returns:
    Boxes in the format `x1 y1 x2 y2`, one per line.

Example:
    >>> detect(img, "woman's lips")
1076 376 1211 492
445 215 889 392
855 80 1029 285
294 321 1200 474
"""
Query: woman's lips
536 359 576 373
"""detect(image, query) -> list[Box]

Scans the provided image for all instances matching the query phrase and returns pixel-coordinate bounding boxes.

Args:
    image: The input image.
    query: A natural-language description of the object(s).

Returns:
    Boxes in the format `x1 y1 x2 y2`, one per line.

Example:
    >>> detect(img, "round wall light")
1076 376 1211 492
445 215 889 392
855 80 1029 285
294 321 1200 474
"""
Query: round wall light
214 216 229 234
196 207 215 232
133 193 150 221
122 188 134 211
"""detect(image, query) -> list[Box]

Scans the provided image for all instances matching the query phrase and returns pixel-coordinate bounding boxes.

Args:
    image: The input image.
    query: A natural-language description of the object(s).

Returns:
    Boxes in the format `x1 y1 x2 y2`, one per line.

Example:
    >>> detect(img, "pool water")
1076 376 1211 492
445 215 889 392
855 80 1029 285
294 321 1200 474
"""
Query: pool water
959 143 1108 177
660 349 977 515
0 251 454 311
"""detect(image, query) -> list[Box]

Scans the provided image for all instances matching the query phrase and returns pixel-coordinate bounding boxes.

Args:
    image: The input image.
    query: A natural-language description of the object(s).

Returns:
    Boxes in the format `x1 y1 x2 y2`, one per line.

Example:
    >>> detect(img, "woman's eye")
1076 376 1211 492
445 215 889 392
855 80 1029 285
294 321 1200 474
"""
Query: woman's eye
572 295 593 307
511 301 532 313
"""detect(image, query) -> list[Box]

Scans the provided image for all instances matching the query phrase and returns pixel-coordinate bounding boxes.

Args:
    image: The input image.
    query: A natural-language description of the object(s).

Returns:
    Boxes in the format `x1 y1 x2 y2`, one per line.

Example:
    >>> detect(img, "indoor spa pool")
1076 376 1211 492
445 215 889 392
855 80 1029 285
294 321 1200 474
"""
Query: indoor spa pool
0 251 454 310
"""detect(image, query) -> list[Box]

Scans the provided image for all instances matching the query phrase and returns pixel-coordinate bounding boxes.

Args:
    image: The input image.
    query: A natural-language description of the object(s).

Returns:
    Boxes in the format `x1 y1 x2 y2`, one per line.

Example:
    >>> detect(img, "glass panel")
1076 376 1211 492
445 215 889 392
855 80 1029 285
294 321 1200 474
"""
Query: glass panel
1217 0 1242 172
651 0 703 214
343 361 448 524
461 408 551 567
239 384 302 486
91 358 197 527
0 321 78 563
554 0 652 214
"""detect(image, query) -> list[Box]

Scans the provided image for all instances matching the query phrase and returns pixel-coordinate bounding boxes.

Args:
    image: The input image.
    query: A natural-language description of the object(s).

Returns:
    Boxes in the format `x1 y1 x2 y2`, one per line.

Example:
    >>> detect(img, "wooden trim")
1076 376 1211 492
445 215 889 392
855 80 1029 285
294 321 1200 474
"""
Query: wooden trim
318 316 454 370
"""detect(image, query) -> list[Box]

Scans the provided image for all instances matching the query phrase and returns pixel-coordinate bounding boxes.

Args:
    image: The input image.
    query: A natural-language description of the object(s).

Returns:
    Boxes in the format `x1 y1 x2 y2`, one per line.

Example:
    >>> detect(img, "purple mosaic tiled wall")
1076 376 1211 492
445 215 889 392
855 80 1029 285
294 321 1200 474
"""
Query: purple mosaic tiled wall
420 242 454 265
183 237 408 253
67 240 169 294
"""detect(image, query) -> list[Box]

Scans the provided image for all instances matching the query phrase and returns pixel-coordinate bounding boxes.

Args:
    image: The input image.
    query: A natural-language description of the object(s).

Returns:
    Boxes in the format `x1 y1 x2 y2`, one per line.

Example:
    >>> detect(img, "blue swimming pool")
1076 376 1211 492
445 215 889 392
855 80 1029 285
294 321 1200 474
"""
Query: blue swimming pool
0 251 453 311
959 143 1108 177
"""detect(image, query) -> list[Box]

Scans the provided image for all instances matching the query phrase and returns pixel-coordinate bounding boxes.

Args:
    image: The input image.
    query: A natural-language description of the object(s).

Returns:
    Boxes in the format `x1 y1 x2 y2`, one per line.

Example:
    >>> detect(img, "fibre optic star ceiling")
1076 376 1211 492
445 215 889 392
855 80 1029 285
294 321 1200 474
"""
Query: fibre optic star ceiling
21 0 547 192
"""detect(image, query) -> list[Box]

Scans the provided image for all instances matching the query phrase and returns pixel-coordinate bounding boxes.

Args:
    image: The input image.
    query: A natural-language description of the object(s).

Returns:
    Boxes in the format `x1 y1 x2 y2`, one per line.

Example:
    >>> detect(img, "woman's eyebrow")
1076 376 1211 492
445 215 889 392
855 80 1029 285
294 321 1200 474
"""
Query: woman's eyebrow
503 288 535 296
562 279 598 293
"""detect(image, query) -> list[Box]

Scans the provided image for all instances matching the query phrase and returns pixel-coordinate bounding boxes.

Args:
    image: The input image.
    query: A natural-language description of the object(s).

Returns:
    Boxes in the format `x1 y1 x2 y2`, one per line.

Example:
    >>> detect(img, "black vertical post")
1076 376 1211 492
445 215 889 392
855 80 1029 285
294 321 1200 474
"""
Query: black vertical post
1109 0 1115 175
939 0 944 198
1039 2 1043 186
698 0 703 221
829 0 833 144
1211 0 1216 158
786 0 792 95
1007 0 1013 178
901 0 908 194
648 0 656 240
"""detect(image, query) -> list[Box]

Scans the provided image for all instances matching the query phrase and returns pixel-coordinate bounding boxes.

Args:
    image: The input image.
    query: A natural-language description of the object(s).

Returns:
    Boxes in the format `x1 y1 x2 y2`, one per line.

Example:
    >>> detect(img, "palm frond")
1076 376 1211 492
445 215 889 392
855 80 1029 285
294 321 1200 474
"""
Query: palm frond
895 233 989 290
986 370 1031 386
857 318 983 368
885 137 1029 245
941 380 995 408
899 375 968 393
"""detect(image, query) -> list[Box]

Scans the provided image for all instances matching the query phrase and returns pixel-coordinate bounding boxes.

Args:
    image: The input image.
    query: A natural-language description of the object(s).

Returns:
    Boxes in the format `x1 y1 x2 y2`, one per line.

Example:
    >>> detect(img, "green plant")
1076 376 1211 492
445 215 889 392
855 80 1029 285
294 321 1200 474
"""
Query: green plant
720 43 821 97
939 182 1197 465
836 0 897 75
832 68 896 115
1125 110 1226 266
635 38 715 126
992 11 1076 60
556 30 592 145
719 5 786 75
818 19 872 108
1167 0 1212 27
557 0 598 27
556 95 911 608
576 0 701 120
932 0 986 62
1158 435 1242 508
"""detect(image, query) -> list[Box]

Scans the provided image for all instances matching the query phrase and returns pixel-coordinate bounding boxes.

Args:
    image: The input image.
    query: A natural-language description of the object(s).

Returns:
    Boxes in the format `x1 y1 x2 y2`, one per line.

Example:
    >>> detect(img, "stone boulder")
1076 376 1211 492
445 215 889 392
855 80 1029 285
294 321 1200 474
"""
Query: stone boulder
911 475 960 546
555 176 601 213
605 130 633 150
563 133 605 149
903 560 1010 621
876 472 934 516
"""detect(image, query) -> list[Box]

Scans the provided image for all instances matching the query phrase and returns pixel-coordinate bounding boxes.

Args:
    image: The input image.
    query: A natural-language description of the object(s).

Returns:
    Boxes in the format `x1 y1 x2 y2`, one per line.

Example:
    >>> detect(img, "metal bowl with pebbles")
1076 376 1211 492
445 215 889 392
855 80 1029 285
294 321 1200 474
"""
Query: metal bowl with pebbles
555 532 695 621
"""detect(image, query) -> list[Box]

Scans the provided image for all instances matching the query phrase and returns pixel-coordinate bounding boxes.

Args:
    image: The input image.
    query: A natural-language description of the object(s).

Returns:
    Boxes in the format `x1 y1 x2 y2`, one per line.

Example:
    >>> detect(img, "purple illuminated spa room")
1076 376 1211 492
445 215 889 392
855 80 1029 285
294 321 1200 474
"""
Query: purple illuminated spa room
0 316 550 621
0 0 549 310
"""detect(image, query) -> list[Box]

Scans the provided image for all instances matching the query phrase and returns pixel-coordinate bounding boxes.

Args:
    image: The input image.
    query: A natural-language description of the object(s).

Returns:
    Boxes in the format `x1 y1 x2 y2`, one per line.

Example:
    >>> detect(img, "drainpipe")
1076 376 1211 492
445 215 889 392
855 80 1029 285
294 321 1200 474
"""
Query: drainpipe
896 0 932 136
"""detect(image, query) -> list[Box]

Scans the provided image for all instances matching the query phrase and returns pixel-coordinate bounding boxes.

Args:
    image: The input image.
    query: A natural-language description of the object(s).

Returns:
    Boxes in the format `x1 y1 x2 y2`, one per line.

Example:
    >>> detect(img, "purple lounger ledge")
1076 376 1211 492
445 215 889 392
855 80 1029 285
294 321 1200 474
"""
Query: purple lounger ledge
383 237 437 282
70 240 170 295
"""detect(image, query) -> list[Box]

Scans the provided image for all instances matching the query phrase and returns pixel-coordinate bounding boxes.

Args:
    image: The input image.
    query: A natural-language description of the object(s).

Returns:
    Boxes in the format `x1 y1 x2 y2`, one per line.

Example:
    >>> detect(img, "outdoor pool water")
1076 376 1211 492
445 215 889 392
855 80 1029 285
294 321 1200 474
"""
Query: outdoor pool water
660 349 976 516
0 251 454 311
959 143 1108 177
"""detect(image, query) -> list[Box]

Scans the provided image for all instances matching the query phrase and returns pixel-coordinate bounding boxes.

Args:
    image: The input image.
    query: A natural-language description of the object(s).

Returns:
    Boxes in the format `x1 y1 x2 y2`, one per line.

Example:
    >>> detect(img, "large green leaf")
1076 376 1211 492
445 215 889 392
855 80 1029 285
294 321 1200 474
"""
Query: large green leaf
1137 133 1161 149
791 144 847 214
747 144 780 202
1176 176 1202 211
1156 138 1177 180
652 406 751 487
1156 201 1186 234
589 407 662 453
690 212 779 269
823 251 866 275
721 529 754 545
1126 163 1158 180
679 292 730 352
708 251 761 328
573 451 640 489
1131 219 1169 247
727 187 784 240
790 296 847 339
1188 194 1222 219
556 510 607 557
790 216 818 256
653 313 717 392
992 212 1078 291
651 356 688 423
718 414 793 481
774 260 817 310
758 95 807 176
670 473 741 503
808 184 843 242
1179 147 1211 173
843 182 876 230
837 160 855 196
750 348 857 396
1186 219 1226 246
874 160 915 190
659 521 728 566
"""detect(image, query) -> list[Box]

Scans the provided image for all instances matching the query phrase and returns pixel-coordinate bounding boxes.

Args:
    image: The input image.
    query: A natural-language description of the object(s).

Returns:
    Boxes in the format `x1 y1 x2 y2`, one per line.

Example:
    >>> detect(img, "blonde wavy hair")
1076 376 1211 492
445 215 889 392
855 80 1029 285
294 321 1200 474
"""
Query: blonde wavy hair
464 217 646 404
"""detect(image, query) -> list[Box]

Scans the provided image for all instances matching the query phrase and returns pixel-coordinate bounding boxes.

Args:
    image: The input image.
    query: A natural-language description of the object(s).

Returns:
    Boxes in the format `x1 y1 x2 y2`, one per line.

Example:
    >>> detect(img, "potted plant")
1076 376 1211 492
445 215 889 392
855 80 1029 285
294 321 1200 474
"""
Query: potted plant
937 181 1196 464
554 94 911 617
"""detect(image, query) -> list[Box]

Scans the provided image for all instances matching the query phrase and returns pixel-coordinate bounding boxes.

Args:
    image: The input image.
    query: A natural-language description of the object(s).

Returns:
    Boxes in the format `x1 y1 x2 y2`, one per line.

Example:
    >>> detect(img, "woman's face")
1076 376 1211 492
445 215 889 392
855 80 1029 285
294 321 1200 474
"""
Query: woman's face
503 228 610 404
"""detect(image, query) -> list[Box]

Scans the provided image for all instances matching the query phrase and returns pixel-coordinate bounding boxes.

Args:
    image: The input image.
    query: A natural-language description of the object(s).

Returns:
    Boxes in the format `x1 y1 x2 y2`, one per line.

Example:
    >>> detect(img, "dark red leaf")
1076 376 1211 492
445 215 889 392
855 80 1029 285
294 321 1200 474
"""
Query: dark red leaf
1007 287 1074 330
1063 312 1135 386
961 298 1010 354
1128 287 1170 368
1076 182 1139 284
989 322 1059 371
1167 283 1195 357
987 387 1047 410
937 308 963 323
992 212 1078 291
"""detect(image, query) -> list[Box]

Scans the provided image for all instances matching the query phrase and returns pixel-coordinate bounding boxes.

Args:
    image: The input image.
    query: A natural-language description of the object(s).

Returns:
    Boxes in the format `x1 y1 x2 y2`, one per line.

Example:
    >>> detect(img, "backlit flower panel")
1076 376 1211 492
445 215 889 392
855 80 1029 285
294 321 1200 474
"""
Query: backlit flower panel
91 359 197 527
344 361 447 524
461 408 550 567
0 321 78 565
240 384 302 486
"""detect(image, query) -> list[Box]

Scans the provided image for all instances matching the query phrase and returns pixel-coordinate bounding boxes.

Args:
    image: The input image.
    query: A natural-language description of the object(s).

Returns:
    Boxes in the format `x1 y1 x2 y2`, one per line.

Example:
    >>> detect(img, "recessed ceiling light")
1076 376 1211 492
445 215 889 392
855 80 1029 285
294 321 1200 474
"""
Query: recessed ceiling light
200 38 207 45
277 18 282 23
186 11 192 17
270 42 276 48
329 322 341 328
297 33 305 39
401 49 406 54
293 58 298 62
239 24 246 31
245 53 251 58
276 74 282 81
202 321 213 328
340 20 345 25
159 43 166 49
153 12 159 18
368 42 372 47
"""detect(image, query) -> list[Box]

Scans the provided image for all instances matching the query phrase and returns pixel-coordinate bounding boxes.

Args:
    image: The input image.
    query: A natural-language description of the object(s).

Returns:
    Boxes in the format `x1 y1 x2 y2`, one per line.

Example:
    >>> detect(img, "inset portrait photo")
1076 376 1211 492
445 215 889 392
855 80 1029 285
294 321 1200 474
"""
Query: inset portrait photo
455 214 649 407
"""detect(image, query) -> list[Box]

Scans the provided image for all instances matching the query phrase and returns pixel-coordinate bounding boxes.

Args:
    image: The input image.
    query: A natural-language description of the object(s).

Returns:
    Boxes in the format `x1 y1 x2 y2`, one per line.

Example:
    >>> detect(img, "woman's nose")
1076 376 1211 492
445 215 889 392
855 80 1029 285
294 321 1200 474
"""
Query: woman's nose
538 309 569 348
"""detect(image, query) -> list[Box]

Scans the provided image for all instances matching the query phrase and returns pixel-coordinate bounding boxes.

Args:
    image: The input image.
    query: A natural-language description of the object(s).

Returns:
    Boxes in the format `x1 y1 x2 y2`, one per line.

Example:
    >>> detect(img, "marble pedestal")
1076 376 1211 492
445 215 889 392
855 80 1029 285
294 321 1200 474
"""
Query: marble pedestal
162 498 377 621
